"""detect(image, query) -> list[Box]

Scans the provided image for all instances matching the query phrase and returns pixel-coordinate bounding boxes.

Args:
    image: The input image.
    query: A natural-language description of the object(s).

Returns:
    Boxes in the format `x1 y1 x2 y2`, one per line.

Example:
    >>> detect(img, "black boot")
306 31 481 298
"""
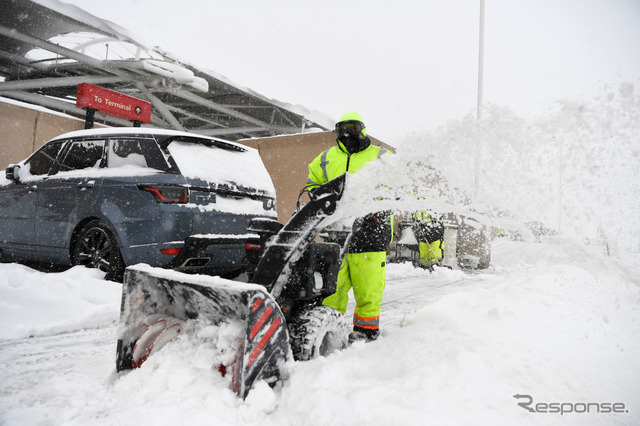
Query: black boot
348 326 380 343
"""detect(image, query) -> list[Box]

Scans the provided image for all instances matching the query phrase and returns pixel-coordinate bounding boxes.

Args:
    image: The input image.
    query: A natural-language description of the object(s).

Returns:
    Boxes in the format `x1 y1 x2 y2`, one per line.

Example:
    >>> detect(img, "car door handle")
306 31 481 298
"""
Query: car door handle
78 180 95 189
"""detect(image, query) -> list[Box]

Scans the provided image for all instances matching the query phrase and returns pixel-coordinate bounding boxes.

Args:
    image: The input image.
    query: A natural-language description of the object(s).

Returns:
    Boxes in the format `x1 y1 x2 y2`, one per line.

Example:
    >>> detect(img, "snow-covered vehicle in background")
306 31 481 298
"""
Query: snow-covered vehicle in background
390 213 492 270
0 128 276 281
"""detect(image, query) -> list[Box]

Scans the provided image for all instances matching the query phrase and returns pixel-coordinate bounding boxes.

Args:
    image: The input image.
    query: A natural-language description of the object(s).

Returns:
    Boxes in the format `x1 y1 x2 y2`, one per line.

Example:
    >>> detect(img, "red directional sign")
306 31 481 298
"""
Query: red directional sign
76 83 152 123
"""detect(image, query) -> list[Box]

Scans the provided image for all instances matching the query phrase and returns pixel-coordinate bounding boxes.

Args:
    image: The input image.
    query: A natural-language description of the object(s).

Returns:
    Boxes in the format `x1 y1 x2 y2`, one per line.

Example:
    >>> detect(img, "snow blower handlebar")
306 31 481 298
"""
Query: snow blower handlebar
250 173 347 299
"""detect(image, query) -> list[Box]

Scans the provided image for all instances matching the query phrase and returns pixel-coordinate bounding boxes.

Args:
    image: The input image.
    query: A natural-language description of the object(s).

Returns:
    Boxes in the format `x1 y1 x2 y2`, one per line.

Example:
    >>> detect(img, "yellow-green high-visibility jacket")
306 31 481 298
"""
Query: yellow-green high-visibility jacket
306 144 390 190
412 210 445 265
307 144 392 253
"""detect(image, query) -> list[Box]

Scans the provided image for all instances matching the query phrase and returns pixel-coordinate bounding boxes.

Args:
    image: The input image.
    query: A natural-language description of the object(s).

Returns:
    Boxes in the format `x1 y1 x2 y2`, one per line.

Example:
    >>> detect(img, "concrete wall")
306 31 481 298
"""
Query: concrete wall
0 100 89 170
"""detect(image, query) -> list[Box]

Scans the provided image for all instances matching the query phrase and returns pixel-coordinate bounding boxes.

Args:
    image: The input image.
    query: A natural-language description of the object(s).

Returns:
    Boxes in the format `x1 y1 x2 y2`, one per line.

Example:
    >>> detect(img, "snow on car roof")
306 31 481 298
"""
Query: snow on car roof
49 127 245 147
42 127 275 196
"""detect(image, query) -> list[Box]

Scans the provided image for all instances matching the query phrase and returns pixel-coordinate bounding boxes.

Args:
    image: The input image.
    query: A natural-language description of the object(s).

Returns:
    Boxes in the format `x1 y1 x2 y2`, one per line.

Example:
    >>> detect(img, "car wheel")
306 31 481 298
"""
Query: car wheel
73 220 125 282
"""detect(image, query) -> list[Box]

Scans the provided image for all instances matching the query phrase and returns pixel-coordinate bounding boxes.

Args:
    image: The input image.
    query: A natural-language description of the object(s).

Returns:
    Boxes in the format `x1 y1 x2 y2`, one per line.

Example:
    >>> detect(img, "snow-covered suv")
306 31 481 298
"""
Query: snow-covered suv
0 128 277 280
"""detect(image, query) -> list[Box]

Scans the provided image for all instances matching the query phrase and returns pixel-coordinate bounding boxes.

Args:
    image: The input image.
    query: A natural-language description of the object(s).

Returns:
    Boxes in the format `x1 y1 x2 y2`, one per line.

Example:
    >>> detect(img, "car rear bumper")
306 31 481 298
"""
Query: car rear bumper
121 234 257 275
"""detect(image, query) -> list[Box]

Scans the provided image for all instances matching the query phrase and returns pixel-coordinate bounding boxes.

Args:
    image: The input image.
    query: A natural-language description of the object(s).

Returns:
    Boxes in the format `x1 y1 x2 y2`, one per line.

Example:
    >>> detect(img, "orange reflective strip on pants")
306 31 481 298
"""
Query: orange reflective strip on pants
353 313 380 330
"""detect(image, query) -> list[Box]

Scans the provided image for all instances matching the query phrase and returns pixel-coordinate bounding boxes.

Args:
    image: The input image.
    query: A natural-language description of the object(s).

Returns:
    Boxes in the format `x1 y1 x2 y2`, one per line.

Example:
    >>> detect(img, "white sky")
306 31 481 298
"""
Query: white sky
62 0 640 147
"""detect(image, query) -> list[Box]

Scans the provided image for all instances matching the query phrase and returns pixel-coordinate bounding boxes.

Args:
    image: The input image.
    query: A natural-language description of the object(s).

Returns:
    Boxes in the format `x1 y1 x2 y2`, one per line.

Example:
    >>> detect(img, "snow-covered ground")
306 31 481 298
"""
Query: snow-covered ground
1 236 639 425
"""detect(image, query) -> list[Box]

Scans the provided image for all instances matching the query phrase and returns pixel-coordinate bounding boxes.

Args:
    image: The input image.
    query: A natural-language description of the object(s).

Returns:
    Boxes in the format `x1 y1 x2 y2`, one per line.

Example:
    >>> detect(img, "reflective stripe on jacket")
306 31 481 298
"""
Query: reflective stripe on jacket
307 144 389 189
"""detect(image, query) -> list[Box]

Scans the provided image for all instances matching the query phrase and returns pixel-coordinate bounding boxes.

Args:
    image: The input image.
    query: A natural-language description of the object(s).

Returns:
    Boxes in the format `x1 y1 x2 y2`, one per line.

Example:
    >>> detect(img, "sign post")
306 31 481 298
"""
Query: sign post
76 83 152 128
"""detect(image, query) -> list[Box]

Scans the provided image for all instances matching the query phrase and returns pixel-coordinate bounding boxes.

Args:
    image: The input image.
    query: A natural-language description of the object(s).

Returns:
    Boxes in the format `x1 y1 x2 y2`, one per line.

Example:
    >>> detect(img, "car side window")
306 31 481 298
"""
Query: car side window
107 138 170 171
58 140 106 173
25 141 65 176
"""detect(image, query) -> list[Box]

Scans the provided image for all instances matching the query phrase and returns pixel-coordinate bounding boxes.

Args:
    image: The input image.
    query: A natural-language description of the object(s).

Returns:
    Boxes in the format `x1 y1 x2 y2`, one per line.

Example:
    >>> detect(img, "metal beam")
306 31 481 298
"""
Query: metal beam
0 75 127 91
162 104 229 129
164 88 277 130
0 25 154 85
0 24 105 69
134 83 184 131
0 50 49 72
274 108 297 127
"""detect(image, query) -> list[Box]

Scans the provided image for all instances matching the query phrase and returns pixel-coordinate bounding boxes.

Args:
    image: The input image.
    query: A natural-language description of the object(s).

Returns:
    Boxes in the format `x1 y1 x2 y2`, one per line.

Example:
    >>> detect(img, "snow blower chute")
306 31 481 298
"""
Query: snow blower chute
116 174 350 398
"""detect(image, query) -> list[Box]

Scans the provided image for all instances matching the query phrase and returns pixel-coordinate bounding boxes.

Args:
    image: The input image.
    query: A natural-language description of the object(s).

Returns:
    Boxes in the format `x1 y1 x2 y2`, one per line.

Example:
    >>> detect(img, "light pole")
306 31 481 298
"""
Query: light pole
474 0 485 195
477 0 485 120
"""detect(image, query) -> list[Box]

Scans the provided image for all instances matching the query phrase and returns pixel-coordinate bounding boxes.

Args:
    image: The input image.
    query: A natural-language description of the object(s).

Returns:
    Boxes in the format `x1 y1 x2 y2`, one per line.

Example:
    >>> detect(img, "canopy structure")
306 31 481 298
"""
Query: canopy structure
0 0 332 140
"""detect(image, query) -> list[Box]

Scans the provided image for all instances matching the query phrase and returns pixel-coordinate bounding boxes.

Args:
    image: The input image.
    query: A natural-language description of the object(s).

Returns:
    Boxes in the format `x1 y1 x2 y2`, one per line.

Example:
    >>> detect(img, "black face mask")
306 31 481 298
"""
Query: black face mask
338 133 370 154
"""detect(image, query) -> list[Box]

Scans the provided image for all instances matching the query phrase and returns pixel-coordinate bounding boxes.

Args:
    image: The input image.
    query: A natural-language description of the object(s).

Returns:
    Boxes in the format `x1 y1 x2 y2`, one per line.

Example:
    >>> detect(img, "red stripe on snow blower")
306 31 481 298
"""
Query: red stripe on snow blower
252 298 263 312
248 317 282 368
250 306 273 339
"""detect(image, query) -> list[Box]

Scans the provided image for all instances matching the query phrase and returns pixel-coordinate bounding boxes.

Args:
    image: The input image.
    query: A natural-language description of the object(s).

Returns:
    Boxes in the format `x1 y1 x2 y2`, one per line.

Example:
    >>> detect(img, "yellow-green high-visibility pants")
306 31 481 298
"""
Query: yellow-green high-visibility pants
323 251 387 330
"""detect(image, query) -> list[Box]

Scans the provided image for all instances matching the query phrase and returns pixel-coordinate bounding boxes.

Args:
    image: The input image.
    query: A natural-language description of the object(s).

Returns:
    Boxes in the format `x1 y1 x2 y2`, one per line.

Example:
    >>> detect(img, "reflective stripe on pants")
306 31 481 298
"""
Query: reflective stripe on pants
323 251 386 330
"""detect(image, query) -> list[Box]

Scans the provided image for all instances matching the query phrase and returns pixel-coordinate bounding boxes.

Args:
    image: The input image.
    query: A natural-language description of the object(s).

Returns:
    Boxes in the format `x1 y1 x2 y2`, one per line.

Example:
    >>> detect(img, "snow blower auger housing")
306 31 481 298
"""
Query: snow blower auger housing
116 174 350 399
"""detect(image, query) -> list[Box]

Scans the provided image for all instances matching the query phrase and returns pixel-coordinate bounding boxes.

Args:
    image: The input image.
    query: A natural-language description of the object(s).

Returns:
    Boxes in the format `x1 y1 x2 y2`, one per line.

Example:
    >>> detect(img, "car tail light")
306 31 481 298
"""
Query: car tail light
160 248 182 255
245 242 261 251
139 185 188 203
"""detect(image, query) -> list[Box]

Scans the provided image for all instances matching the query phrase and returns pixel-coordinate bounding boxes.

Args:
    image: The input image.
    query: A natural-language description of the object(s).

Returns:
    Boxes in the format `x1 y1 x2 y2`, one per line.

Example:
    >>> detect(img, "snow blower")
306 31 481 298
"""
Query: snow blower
115 174 351 398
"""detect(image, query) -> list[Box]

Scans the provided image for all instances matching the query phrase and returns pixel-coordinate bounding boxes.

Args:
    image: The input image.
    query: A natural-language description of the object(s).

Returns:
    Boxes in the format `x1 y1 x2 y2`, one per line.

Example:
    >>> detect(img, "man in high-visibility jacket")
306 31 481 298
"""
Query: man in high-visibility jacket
412 210 444 269
307 111 392 342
